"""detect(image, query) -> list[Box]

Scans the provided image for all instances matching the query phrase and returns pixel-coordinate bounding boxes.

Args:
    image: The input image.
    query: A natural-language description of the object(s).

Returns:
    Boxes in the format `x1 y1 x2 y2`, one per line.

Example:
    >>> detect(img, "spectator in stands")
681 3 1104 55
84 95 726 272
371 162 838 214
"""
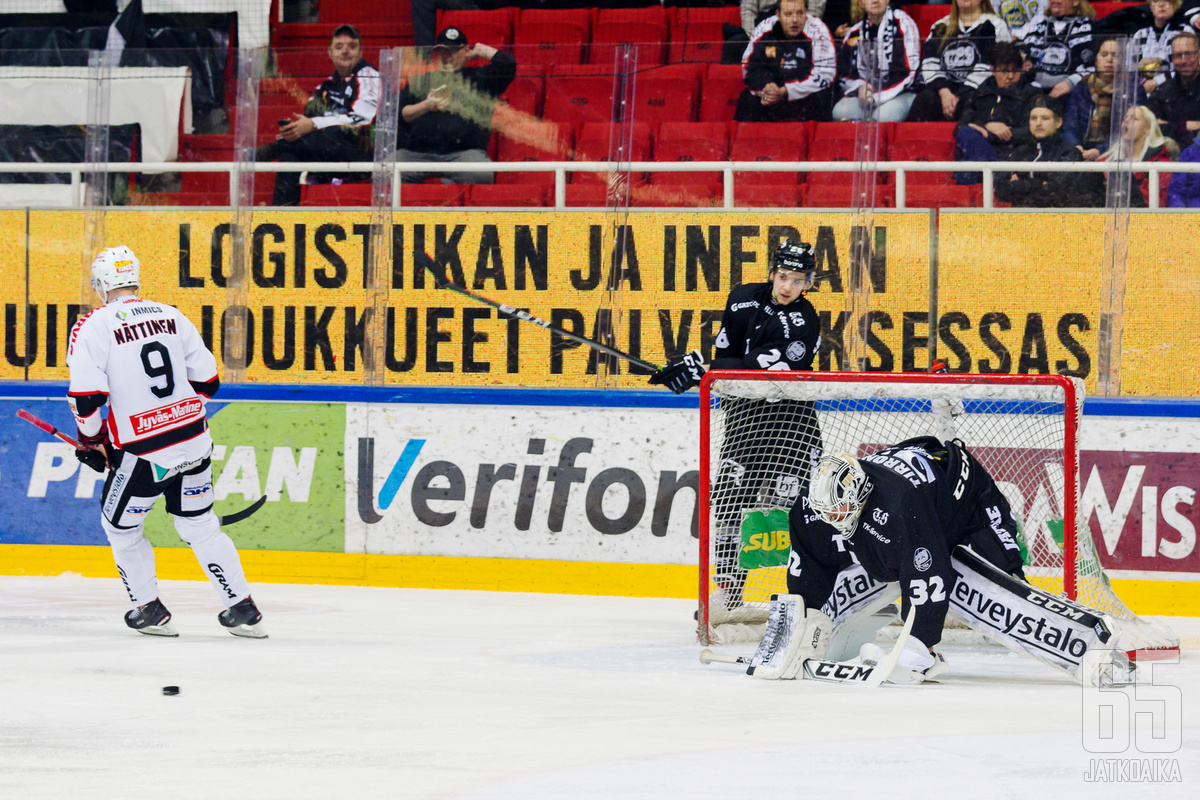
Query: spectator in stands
953 42 1043 182
995 0 1048 40
1063 37 1148 160
833 0 922 121
1132 0 1189 96
256 24 380 207
1149 32 1200 147
736 0 838 122
1019 0 1096 98
398 26 516 185
995 95 1102 205
1167 137 1200 205
908 0 1013 122
412 1 481 49
1098 104 1179 206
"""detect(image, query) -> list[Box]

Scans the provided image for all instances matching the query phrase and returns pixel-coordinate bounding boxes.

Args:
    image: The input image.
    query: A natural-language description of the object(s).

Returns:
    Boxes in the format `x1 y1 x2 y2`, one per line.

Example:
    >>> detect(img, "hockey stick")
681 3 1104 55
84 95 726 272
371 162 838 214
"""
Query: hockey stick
17 408 88 449
862 605 916 687
416 251 662 372
17 409 265 527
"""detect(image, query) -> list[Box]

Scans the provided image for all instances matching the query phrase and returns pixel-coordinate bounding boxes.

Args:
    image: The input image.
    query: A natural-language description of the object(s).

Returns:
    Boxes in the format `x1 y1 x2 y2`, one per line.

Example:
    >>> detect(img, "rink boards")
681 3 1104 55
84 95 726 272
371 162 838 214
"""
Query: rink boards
0 382 1197 616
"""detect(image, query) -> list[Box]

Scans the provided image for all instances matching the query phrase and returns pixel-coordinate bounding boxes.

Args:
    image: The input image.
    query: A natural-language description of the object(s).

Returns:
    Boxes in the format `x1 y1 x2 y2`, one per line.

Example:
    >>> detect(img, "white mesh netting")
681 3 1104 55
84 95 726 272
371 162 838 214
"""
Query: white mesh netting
700 372 1178 654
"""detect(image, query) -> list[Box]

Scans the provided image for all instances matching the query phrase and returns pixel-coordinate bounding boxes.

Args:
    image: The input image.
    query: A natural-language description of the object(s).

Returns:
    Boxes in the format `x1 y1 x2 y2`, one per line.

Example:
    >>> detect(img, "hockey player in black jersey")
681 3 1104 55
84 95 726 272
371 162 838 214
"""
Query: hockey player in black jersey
747 438 1140 685
651 239 824 609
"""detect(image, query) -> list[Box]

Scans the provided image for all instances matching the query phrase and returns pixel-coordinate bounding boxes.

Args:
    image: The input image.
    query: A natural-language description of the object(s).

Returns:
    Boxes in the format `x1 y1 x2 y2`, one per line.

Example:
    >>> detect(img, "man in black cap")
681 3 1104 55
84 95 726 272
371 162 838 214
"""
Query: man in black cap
397 26 517 185
257 24 379 205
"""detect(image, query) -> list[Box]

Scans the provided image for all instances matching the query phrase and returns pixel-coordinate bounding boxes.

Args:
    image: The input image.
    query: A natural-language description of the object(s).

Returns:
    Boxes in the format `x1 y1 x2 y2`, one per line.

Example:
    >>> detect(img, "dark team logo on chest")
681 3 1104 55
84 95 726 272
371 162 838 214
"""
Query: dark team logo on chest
942 39 983 81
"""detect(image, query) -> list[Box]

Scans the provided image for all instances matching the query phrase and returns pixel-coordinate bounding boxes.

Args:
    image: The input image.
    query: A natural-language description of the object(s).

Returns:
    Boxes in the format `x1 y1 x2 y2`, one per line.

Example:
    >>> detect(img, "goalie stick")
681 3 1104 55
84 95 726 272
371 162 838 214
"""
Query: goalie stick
417 251 662 373
16 409 266 526
698 608 917 685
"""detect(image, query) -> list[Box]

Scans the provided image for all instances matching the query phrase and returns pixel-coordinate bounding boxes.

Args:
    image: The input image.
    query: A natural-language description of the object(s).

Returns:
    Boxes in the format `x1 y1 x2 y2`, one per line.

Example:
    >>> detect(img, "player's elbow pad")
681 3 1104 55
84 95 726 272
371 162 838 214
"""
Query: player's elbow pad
68 391 108 419
190 377 220 399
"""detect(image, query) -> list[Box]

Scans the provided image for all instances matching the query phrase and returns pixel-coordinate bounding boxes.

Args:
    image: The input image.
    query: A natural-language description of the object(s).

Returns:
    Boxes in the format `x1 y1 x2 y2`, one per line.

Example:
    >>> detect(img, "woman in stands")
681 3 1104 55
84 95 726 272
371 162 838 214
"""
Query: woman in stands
1019 0 1096 98
995 95 1102 205
907 0 1014 121
832 0 922 121
1063 37 1148 160
1098 104 1180 206
953 41 1044 182
1131 0 1190 96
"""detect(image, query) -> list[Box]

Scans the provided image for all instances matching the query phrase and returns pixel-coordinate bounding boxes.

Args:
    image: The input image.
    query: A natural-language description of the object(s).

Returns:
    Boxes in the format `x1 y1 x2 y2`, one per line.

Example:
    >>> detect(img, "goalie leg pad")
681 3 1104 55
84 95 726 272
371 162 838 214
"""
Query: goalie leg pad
949 548 1135 685
748 595 832 680
818 563 901 661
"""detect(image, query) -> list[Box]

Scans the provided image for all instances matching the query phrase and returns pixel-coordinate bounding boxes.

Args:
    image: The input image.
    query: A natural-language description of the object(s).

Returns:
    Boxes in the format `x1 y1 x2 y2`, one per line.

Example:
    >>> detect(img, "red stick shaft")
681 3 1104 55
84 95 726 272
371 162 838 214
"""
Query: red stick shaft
16 409 87 450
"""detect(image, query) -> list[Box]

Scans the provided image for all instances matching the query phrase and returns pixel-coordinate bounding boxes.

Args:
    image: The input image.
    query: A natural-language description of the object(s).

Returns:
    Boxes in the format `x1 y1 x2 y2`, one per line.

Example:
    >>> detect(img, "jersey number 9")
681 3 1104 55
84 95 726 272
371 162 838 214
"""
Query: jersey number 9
140 341 176 399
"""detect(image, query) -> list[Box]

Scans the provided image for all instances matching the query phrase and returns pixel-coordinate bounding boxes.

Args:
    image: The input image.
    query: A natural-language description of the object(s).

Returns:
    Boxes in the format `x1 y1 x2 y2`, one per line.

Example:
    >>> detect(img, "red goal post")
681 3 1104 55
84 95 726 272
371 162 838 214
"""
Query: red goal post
698 370 1178 654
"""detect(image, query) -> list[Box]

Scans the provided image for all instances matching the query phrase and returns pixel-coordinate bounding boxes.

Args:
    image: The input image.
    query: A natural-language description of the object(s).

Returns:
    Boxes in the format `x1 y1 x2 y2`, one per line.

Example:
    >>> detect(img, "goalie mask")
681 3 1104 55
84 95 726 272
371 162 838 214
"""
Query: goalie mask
809 454 873 539
90 245 140 301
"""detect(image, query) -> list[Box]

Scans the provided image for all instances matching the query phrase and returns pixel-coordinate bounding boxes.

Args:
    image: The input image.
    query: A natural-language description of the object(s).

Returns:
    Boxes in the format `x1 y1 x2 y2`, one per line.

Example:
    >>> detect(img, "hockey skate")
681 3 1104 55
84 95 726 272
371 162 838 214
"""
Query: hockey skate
860 641 949 685
124 598 178 637
218 596 268 639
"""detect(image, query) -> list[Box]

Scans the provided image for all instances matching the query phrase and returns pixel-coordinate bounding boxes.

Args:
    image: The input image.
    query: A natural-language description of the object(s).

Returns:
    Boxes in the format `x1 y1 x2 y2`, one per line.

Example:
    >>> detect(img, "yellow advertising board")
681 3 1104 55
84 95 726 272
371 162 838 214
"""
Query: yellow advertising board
1 209 1197 395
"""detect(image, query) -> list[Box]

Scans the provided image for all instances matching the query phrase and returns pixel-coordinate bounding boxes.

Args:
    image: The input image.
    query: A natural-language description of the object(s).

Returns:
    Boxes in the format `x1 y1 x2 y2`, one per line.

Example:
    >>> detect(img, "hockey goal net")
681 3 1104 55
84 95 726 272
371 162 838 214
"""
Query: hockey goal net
698 371 1179 654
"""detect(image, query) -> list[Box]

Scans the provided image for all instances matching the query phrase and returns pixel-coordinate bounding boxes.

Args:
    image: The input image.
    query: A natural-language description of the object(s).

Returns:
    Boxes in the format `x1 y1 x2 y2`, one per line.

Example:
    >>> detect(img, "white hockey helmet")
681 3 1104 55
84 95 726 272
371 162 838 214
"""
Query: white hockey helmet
90 245 141 300
808 453 873 539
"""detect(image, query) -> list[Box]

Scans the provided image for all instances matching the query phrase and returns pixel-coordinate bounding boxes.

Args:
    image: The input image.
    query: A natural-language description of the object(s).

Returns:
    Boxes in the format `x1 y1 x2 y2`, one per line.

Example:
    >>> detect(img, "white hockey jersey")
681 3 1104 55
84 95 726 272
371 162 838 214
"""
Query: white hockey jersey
67 296 218 470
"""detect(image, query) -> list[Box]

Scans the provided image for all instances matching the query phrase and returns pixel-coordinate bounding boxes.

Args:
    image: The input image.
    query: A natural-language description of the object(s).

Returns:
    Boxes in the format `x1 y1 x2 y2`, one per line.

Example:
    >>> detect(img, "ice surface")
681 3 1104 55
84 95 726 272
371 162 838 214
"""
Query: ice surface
1 575 1197 799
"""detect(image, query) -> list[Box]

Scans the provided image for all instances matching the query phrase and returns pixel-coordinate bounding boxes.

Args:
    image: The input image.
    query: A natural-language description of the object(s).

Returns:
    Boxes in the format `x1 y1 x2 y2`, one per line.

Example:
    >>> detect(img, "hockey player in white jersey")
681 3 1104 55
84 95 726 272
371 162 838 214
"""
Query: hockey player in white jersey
67 245 266 638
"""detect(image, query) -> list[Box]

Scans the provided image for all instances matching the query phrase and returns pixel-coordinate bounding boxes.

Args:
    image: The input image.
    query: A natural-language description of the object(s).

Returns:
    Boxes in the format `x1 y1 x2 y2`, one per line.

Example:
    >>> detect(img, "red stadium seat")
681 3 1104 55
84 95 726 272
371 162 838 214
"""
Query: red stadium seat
518 7 594 34
300 183 373 206
890 139 955 185
633 73 699 124
322 0 410 26
544 76 616 124
669 26 727 64
500 76 543 116
496 121 574 186
513 22 587 67
589 22 667 67
596 7 668 28
731 138 803 186
734 121 808 149
1090 2 1142 20
903 4 950 40
698 77 745 122
572 122 652 184
564 182 611 206
734 183 802 207
633 182 721 206
892 121 957 143
669 6 740 26
652 121 730 185
398 183 466 206
904 184 979 208
466 184 550 207
803 182 895 207
438 9 516 46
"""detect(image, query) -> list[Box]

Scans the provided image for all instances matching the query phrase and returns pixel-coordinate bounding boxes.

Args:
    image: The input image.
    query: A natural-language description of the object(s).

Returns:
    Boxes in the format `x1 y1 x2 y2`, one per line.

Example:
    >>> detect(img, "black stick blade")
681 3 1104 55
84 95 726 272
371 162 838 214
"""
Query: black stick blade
219 495 267 526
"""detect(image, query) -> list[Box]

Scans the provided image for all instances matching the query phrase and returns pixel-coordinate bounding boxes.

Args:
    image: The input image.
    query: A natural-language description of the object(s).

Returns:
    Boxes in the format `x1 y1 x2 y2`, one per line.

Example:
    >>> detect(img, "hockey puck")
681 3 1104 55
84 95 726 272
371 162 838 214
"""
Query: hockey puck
162 685 180 696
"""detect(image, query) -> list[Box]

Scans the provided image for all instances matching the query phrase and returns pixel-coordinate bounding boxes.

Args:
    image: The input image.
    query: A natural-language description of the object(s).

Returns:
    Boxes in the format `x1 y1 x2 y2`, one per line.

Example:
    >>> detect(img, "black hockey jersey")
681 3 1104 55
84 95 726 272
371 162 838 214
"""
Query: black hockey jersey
310 59 381 130
920 15 1013 93
786 437 1024 647
711 282 820 371
1020 15 1095 89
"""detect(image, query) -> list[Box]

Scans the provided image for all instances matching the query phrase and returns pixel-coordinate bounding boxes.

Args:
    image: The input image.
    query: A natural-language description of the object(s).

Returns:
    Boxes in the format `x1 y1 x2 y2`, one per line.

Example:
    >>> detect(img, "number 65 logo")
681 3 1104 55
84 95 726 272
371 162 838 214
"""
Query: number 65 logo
1082 658 1182 754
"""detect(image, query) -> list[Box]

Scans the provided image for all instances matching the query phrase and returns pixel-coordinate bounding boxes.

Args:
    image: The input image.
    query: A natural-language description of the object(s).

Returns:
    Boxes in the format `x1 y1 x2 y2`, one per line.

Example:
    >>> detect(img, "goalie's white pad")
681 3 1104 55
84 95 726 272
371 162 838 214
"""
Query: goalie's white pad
819 564 901 661
950 548 1137 686
748 594 832 680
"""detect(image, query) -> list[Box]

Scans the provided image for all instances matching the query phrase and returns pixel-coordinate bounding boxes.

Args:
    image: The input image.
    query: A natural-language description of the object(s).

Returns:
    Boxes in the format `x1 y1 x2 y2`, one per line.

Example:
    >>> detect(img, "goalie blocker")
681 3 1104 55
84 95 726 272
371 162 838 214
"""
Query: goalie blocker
746 547 1136 686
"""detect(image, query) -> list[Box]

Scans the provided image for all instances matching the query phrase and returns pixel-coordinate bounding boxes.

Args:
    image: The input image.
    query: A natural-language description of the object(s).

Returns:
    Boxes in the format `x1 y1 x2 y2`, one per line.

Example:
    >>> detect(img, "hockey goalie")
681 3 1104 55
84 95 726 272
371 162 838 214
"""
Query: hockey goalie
747 436 1141 686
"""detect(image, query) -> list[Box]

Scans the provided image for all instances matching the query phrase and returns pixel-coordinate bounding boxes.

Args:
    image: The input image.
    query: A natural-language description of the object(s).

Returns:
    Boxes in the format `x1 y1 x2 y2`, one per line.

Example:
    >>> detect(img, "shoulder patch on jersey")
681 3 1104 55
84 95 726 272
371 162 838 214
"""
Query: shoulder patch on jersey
786 341 806 361
913 547 933 572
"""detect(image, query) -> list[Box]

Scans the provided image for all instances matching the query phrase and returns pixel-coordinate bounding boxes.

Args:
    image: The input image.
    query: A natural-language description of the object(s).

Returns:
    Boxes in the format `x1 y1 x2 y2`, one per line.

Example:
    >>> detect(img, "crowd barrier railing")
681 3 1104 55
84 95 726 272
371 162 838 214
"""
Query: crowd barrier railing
2 159 1199 210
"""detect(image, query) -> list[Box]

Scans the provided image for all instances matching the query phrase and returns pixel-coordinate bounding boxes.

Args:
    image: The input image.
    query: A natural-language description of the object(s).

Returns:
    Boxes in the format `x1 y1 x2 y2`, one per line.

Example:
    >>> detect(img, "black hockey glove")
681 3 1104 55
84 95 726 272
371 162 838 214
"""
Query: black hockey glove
76 431 112 473
648 349 706 394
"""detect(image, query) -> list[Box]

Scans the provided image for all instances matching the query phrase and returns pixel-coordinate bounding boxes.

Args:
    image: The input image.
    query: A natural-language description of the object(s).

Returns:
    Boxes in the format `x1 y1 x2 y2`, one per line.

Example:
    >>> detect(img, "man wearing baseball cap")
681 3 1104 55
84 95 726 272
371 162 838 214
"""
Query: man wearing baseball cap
398 25 517 185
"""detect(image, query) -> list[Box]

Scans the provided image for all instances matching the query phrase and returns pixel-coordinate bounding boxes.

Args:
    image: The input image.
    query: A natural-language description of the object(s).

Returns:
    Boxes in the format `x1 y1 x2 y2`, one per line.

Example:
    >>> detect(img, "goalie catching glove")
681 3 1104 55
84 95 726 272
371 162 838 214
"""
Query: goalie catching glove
648 349 706 395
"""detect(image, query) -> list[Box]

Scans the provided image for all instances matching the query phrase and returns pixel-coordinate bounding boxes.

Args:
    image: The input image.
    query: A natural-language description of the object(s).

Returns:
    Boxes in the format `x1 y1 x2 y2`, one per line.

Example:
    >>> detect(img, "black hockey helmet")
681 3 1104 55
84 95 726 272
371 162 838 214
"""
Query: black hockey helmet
770 238 816 276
